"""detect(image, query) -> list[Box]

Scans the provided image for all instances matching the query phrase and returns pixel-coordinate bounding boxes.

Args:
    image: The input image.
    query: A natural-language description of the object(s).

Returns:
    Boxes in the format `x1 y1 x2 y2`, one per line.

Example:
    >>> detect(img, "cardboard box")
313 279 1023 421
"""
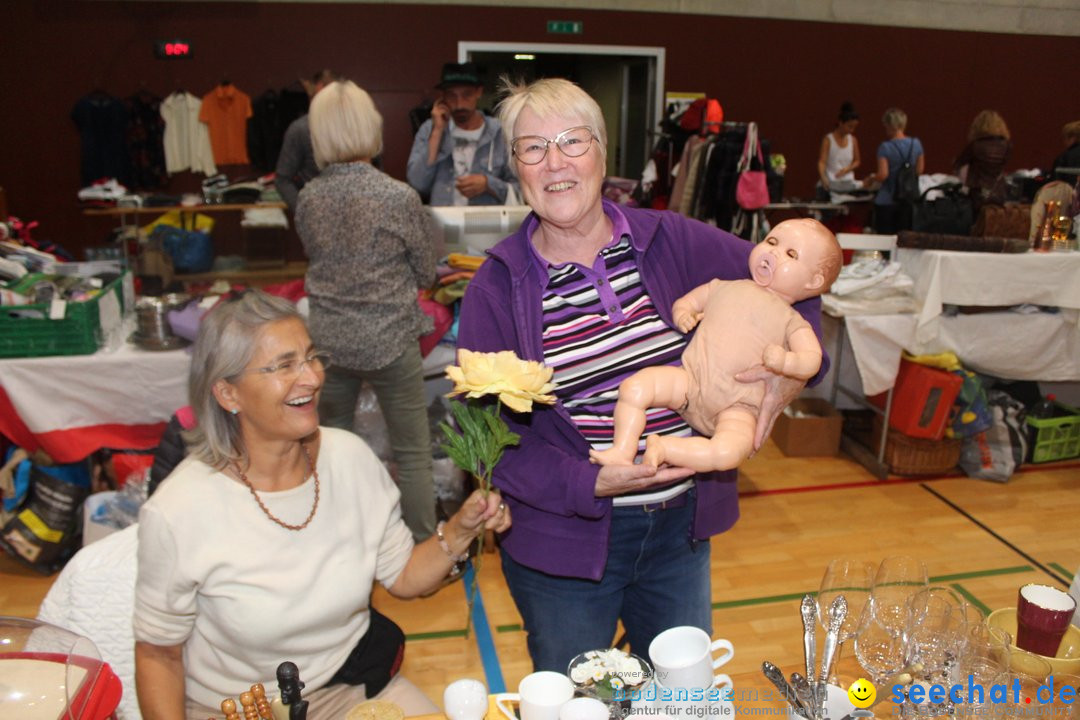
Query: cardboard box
771 398 843 457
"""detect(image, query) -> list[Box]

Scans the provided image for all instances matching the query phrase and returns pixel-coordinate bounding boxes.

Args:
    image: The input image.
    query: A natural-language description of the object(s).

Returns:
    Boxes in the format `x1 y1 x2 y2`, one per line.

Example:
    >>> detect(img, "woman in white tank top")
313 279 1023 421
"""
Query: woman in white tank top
817 101 862 191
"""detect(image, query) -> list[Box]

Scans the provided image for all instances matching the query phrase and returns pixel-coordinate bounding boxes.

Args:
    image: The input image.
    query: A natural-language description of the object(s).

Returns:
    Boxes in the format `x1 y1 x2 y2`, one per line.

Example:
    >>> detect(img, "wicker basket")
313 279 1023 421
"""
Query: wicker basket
873 416 962 475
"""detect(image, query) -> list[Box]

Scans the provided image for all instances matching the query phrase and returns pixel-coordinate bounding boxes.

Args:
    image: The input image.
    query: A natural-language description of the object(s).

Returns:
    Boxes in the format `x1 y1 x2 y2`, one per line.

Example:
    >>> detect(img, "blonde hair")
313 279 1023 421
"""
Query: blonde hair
968 110 1010 141
185 291 302 469
309 79 383 168
495 76 607 173
882 107 908 132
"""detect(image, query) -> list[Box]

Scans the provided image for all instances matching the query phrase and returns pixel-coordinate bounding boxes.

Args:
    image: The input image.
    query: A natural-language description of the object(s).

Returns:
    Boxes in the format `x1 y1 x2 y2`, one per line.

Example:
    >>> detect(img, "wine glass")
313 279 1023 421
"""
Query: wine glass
906 587 967 679
869 556 928 638
854 601 907 687
817 559 875 686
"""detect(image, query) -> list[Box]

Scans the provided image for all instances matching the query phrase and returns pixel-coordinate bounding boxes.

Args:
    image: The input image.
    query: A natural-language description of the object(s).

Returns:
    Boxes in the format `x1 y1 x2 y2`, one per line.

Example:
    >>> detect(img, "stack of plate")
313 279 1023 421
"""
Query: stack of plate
132 293 191 351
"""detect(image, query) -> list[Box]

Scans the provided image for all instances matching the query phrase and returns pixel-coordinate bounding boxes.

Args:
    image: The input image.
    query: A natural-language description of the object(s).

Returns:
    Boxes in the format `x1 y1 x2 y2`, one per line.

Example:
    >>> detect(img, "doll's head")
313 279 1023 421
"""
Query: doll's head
748 219 842 305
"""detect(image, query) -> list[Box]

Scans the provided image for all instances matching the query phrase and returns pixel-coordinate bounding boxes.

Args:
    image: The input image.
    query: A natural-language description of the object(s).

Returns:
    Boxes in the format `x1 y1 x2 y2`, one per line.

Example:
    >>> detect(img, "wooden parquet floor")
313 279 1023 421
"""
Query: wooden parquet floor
2 440 1077 714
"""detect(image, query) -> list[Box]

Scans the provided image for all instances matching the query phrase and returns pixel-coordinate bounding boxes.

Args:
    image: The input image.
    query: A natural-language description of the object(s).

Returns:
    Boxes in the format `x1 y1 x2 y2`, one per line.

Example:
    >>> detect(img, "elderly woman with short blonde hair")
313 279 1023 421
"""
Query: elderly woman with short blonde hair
296 79 438 542
456 77 827 672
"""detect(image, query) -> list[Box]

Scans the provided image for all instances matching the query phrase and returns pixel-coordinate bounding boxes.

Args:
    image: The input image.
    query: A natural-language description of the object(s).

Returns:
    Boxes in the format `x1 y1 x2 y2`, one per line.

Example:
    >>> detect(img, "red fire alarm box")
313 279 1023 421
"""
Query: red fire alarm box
868 359 963 440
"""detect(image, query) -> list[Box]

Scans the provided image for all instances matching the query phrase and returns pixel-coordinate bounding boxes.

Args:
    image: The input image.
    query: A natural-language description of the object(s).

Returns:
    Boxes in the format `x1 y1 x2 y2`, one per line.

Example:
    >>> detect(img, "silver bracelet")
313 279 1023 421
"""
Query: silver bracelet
436 520 469 563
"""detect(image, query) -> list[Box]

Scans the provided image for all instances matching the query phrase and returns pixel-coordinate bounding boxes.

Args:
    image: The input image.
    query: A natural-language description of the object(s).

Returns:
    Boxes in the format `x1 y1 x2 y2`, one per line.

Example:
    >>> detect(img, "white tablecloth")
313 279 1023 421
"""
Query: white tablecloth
832 311 1080 397
897 247 1080 344
0 342 191 461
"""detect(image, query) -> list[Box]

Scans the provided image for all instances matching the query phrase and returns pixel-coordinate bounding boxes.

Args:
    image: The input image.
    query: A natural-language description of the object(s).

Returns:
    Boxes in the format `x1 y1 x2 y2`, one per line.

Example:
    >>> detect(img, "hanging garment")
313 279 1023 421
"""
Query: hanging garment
247 89 286 173
199 84 253 166
125 90 167 190
71 92 130 187
160 92 217 176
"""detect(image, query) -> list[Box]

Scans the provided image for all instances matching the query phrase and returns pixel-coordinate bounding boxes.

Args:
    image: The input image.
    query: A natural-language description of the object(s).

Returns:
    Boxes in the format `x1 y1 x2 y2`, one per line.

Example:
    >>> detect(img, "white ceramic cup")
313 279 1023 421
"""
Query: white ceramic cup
649 626 735 691
652 676 734 719
559 697 610 720
444 678 489 720
496 671 574 720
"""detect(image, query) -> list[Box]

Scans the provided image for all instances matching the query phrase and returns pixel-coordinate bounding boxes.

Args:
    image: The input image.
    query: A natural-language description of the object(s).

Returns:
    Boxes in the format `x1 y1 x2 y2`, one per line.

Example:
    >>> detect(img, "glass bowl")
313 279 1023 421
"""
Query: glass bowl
567 649 653 716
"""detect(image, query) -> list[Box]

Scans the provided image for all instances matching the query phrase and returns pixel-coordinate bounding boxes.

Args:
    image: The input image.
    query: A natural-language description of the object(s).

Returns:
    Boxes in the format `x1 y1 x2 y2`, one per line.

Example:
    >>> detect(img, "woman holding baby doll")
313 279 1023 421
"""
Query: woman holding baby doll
456 77 829 674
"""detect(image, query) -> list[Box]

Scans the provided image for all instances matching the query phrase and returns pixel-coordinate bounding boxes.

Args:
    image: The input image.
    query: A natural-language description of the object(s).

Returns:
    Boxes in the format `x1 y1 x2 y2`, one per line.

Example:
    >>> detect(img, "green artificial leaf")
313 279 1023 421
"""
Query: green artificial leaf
439 420 478 476
450 400 483 439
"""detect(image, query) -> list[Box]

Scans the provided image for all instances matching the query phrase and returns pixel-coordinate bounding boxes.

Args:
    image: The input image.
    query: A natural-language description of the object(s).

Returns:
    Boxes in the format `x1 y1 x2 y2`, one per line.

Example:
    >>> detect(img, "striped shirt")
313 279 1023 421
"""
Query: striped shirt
535 233 693 455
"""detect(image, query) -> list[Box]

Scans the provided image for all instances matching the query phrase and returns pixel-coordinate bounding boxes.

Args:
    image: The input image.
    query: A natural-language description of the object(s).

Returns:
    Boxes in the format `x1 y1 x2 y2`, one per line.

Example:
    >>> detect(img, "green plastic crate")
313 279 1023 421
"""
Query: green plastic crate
0 272 130 358
1026 401 1080 463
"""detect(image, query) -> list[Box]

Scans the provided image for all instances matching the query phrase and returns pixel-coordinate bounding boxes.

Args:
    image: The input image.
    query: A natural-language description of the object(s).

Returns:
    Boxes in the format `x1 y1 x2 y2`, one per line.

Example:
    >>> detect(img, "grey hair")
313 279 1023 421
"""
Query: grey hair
309 79 383 169
882 107 908 132
184 290 301 469
495 76 607 175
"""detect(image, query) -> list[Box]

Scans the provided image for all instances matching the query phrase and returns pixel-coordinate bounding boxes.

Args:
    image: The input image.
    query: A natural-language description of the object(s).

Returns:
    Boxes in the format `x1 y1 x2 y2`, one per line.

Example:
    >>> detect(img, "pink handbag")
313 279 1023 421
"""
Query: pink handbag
736 122 770 211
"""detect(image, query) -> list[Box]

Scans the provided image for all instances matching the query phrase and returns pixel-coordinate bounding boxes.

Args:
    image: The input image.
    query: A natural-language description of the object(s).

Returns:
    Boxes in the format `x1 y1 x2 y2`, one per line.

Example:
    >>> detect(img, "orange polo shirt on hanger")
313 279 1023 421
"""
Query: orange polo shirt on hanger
199 84 252 166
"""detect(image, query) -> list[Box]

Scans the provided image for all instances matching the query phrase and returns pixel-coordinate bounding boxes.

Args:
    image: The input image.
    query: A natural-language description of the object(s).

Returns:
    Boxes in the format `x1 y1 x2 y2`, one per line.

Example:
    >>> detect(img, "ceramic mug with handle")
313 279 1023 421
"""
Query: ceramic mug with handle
495 671 574 720
649 626 735 691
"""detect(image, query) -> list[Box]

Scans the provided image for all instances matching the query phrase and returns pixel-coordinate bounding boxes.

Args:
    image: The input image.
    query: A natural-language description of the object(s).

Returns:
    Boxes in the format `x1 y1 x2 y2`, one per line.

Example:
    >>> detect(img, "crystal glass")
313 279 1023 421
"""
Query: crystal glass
1001 651 1053 720
905 587 967 681
854 602 907 687
869 556 928 638
817 559 875 685
957 622 1011 687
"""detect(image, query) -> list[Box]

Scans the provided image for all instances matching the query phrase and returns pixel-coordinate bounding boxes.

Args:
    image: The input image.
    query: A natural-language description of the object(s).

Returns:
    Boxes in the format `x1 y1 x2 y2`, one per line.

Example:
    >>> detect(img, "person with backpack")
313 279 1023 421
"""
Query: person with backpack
865 107 925 234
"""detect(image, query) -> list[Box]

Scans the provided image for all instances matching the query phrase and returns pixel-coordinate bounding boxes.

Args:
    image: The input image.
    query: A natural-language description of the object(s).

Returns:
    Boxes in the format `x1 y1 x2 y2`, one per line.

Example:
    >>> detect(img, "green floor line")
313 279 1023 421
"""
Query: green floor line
710 565 1035 611
950 583 991 617
1049 562 1074 581
713 591 808 610
406 628 469 640
930 566 1032 583
496 623 523 633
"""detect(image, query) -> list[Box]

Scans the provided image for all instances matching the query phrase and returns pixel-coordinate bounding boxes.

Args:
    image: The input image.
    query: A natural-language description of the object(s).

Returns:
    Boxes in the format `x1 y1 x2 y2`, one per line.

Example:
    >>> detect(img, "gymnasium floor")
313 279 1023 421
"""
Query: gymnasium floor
2 440 1077 714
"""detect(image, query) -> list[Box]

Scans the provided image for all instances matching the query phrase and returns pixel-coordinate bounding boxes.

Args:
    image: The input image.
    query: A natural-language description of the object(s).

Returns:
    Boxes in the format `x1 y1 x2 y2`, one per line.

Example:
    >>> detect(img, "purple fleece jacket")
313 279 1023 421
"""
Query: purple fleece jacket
457 200 826 580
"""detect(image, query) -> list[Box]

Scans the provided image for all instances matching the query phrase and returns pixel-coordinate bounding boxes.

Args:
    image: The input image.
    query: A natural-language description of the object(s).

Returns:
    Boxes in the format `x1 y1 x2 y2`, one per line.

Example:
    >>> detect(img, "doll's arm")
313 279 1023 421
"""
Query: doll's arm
763 326 822 380
672 280 719 333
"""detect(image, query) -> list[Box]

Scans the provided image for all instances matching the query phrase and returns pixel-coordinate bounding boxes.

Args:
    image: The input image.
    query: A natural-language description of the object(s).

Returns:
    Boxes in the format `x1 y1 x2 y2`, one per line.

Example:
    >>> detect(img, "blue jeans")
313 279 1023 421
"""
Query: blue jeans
500 490 712 673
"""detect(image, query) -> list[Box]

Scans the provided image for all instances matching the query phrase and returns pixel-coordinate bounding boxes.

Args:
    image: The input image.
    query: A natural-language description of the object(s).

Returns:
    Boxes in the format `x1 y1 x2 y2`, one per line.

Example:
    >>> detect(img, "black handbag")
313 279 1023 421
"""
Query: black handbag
911 183 974 235
327 607 405 697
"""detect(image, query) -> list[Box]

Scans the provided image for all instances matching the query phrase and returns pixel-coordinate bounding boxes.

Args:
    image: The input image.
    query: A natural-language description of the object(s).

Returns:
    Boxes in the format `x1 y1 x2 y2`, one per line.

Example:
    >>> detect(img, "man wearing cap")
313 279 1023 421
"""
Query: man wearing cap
407 62 518 206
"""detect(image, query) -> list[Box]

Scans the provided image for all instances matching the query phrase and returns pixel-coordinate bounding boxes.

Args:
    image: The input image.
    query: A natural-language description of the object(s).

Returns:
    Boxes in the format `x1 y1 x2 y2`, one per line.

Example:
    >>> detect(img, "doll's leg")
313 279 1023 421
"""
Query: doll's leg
590 366 690 466
644 406 757 472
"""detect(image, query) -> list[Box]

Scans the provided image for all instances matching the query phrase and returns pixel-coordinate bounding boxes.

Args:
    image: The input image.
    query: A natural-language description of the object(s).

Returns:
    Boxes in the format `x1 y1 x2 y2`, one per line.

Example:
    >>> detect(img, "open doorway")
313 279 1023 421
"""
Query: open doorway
459 42 664 182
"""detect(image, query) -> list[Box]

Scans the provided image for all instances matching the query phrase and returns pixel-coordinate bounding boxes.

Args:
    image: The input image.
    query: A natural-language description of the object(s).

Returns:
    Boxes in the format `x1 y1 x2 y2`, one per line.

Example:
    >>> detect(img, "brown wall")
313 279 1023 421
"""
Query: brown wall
3 1 1077 259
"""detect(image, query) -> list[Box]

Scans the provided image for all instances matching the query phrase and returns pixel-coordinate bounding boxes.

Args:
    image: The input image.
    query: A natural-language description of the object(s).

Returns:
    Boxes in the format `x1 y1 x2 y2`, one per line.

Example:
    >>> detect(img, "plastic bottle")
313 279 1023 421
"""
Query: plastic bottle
1029 394 1057 420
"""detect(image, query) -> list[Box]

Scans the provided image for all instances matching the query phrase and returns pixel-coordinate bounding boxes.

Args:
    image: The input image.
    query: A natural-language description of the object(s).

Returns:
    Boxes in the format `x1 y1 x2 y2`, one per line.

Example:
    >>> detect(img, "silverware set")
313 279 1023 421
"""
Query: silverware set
761 593 848 720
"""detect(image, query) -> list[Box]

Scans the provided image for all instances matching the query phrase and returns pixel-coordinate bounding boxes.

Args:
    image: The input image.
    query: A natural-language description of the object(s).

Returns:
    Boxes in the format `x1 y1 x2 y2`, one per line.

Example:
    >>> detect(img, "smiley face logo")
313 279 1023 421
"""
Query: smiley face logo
847 678 876 708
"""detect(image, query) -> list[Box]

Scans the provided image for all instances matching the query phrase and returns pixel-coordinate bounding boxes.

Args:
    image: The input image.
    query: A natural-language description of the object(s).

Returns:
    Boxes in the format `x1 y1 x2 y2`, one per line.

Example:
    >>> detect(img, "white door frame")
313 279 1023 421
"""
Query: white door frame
458 41 665 137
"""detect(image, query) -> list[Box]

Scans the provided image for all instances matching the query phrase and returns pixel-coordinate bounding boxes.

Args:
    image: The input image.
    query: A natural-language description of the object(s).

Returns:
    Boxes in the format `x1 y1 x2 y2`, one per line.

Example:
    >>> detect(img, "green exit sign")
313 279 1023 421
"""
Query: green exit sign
547 20 583 34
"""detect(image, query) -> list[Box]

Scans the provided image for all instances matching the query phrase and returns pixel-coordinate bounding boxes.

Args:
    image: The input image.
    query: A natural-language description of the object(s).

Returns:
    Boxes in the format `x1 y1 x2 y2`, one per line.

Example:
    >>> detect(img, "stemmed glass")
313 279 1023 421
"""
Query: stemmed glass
817 559 875 686
869 556 928 638
853 600 907 687
906 587 967 679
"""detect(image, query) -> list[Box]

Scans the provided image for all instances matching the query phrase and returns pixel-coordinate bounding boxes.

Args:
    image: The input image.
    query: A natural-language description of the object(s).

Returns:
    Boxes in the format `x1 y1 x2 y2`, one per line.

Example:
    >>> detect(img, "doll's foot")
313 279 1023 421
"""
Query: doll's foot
642 434 667 468
589 447 637 466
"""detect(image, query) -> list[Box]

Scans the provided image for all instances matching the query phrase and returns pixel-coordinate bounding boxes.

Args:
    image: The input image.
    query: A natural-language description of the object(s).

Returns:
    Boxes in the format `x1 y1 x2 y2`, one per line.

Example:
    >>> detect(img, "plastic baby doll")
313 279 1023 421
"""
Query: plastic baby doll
590 218 843 473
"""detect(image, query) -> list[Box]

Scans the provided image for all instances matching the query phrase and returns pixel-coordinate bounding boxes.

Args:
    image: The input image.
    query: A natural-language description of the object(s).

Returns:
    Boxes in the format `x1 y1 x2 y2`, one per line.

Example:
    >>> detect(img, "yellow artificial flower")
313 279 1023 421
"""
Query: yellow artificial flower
446 349 557 413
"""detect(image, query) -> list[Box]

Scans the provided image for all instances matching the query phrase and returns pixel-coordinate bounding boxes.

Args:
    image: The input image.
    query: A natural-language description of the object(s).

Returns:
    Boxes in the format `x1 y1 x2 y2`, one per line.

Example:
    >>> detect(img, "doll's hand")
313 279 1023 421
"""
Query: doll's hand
675 311 703 334
734 364 807 451
762 344 787 373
